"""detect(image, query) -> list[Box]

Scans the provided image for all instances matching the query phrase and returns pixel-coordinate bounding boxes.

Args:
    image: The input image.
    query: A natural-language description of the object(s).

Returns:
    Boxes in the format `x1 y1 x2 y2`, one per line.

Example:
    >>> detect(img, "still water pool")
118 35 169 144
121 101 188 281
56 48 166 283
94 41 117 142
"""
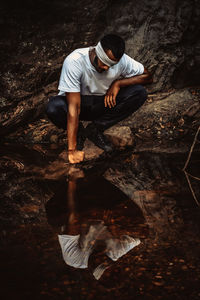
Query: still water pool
0 144 200 299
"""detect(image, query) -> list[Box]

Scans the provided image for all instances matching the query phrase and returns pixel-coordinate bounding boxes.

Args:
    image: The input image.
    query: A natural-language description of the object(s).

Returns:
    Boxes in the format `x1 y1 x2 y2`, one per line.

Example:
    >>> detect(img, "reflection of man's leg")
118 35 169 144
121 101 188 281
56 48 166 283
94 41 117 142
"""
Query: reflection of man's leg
94 84 147 131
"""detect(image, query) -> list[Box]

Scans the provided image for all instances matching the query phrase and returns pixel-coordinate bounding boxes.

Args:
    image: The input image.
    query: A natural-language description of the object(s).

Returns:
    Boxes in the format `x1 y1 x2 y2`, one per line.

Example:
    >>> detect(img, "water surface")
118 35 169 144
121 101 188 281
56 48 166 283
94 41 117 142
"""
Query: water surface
0 144 200 299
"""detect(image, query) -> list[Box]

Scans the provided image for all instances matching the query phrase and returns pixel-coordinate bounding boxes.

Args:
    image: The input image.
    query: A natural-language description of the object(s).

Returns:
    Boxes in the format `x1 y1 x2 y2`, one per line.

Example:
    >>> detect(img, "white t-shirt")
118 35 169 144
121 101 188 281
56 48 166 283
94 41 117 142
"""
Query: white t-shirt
58 47 144 96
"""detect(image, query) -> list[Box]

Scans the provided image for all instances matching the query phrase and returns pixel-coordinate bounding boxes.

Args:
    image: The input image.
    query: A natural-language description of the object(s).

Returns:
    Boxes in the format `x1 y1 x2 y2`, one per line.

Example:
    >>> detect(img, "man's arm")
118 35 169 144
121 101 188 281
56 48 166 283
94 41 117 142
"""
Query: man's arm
105 68 153 108
66 92 84 164
117 67 153 87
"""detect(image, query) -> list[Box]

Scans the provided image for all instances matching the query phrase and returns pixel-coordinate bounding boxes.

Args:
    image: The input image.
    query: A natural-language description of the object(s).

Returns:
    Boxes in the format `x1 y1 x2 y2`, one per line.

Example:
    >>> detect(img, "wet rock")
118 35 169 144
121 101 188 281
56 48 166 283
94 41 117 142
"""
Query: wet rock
0 97 8 110
56 139 104 164
58 150 68 161
103 152 185 239
50 135 58 143
121 89 195 130
33 135 43 143
58 139 104 162
105 126 134 149
83 139 104 161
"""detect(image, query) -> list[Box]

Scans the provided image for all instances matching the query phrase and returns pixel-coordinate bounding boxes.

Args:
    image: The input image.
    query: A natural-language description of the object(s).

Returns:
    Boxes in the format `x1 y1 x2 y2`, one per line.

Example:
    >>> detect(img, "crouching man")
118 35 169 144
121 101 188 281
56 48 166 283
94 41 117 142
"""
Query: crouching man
46 34 153 163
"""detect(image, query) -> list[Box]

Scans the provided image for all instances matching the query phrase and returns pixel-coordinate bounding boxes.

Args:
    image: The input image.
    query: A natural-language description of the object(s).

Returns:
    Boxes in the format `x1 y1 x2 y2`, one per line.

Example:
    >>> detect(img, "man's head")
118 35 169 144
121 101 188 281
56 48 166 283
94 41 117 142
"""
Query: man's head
94 34 125 73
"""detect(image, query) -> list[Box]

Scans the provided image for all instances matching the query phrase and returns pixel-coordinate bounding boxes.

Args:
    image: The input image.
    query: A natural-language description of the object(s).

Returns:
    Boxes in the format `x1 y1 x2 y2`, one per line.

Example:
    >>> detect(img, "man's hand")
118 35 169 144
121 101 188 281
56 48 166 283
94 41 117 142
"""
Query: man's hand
68 150 84 164
104 81 120 108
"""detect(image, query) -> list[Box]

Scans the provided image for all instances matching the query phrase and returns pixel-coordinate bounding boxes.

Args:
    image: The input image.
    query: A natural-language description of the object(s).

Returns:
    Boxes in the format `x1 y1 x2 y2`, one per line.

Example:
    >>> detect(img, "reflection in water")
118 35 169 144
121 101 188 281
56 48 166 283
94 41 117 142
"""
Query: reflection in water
1 145 200 299
133 190 183 240
104 153 187 241
58 222 140 279
46 168 143 280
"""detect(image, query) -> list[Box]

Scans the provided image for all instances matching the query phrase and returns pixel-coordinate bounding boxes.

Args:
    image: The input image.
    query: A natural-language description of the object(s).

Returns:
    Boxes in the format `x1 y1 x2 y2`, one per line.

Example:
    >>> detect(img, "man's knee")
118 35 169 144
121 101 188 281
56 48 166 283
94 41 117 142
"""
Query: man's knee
46 96 67 117
137 85 147 103
46 102 55 118
129 85 147 102
120 85 147 114
118 84 147 103
126 85 147 110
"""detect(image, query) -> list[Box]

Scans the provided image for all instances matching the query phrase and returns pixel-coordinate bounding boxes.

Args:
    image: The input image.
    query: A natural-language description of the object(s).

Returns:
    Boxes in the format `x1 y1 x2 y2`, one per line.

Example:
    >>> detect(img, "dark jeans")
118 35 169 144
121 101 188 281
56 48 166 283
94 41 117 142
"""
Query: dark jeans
46 85 147 131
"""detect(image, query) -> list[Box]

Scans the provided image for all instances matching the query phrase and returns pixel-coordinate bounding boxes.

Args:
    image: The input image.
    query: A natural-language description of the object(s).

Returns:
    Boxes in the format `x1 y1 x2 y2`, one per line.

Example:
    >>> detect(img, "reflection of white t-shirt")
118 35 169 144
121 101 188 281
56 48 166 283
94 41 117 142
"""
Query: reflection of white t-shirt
58 47 144 96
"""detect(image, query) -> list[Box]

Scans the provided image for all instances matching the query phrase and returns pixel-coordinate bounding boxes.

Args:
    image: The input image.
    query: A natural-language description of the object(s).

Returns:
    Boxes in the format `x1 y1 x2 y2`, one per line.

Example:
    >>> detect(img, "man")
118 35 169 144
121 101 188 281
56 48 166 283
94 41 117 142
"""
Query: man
46 34 152 163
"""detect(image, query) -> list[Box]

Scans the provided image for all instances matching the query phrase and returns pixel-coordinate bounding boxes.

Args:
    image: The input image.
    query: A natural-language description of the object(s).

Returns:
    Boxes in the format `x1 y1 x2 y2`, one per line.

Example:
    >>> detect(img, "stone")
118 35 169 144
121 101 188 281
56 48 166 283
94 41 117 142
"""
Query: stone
121 89 194 129
105 126 134 149
59 150 68 161
50 135 58 143
58 139 104 162
83 139 104 161
33 135 42 143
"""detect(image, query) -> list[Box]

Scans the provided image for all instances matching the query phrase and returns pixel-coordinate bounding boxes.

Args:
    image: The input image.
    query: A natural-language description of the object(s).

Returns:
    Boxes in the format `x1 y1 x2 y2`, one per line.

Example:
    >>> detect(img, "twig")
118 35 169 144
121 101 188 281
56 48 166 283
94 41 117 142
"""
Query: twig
182 126 200 207
183 126 200 171
187 172 200 181
184 171 200 207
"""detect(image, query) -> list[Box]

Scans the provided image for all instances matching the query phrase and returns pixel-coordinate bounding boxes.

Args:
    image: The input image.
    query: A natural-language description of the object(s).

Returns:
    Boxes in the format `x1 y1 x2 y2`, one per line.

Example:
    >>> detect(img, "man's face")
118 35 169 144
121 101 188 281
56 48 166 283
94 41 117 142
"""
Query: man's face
94 49 118 73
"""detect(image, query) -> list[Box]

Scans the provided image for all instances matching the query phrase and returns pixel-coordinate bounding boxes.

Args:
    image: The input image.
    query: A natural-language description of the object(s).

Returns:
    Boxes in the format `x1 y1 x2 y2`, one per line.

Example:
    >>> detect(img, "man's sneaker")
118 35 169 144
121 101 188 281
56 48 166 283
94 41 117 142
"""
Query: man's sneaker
77 122 86 150
86 123 113 152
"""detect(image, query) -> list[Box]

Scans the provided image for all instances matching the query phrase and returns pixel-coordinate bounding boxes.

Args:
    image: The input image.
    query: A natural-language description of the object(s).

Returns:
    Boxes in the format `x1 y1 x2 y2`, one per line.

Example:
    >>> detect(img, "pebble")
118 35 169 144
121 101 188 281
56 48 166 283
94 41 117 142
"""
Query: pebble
50 135 58 143
152 281 164 286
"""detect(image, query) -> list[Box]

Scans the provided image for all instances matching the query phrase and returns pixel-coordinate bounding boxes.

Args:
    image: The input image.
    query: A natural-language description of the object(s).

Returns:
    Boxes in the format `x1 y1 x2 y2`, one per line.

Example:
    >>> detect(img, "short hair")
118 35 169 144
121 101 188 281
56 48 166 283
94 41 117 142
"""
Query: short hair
100 34 125 60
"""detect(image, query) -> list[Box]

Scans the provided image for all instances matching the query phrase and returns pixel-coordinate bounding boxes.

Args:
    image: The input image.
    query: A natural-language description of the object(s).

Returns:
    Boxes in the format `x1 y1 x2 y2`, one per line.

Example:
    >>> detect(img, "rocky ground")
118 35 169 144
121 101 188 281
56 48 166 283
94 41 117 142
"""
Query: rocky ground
1 87 200 162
